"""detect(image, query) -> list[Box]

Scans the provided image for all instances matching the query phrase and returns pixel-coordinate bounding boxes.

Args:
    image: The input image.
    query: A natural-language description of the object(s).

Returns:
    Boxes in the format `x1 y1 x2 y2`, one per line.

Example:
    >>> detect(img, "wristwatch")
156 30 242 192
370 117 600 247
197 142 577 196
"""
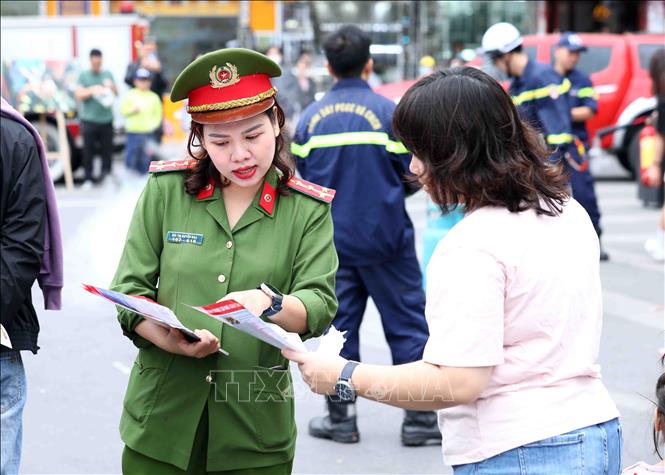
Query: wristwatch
257 283 283 317
334 361 360 402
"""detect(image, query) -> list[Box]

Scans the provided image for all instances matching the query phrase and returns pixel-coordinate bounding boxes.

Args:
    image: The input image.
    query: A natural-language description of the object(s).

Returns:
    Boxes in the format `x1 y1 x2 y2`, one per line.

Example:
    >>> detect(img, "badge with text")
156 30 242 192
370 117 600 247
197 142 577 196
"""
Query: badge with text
167 231 204 246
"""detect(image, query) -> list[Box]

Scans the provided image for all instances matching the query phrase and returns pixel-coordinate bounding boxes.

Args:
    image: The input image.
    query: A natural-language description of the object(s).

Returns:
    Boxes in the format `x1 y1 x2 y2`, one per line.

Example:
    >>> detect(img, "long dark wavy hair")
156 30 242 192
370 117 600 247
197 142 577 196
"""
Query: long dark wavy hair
392 67 570 216
184 101 294 196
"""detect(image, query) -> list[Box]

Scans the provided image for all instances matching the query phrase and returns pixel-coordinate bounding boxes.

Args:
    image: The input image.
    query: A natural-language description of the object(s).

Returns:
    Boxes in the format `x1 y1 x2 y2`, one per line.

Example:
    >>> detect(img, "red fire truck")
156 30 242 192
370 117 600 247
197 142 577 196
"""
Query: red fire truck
375 33 665 178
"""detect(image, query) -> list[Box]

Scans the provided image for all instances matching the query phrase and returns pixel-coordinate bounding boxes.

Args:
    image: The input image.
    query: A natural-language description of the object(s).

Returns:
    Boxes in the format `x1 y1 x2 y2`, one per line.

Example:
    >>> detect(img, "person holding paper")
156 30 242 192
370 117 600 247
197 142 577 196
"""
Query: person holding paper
284 68 621 473
110 48 338 474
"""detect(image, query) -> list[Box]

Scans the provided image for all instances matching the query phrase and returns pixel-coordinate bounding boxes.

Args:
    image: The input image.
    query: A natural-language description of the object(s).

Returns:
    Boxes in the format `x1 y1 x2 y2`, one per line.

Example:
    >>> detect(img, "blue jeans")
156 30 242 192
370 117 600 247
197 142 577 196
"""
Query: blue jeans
125 132 151 174
453 418 622 475
0 352 26 475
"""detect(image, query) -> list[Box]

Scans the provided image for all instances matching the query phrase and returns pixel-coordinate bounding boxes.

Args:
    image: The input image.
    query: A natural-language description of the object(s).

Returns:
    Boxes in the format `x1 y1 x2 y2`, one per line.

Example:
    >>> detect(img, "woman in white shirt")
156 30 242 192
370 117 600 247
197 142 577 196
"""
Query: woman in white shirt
284 67 622 474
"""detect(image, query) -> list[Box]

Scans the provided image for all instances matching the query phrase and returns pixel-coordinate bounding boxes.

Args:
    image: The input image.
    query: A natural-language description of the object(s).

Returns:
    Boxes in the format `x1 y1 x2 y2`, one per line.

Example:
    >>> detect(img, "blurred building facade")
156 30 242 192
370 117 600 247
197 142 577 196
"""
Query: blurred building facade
1 0 663 84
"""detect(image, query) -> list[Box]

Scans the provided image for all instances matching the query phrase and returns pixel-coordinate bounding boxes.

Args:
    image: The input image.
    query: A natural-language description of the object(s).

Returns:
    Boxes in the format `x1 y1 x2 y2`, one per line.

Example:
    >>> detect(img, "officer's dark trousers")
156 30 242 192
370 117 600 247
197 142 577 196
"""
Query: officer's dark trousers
334 256 429 365
81 120 113 182
570 167 602 232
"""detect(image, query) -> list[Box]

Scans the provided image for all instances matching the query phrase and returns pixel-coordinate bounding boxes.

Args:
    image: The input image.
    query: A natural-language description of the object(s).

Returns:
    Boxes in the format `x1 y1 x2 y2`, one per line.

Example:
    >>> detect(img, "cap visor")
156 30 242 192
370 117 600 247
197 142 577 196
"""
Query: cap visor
190 98 275 124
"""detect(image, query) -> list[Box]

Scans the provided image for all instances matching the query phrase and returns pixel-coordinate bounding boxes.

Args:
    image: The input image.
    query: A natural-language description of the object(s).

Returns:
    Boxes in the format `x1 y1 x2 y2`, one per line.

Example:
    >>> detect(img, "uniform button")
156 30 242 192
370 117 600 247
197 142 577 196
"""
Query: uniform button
205 375 213 384
217 274 226 283
226 241 233 249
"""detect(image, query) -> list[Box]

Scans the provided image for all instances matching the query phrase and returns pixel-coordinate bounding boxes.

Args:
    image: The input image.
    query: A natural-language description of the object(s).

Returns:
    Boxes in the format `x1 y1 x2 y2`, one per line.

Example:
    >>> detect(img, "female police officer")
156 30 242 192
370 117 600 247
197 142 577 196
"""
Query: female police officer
111 48 338 474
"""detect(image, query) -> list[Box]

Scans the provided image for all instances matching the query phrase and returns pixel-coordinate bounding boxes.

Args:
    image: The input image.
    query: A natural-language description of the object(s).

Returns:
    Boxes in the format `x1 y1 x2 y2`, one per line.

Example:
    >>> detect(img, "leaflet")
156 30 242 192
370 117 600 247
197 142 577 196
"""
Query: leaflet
84 284 340 355
82 284 229 355
191 300 308 353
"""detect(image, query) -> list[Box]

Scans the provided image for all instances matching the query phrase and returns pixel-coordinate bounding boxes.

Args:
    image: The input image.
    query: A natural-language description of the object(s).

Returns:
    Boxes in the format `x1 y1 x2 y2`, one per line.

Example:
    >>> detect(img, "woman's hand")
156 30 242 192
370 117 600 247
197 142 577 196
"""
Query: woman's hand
282 348 348 395
134 320 220 358
167 328 220 358
219 289 271 317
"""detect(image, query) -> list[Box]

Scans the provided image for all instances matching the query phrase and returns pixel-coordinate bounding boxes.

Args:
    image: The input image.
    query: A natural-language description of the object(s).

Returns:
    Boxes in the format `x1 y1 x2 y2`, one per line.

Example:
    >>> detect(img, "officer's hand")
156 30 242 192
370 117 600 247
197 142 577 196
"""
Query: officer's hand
169 328 220 358
282 349 347 395
218 290 271 318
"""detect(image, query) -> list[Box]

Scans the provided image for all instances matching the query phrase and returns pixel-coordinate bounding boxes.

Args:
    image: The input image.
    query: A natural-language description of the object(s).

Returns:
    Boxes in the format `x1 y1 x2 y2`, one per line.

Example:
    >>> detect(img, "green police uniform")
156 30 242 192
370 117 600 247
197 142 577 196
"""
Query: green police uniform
110 48 339 474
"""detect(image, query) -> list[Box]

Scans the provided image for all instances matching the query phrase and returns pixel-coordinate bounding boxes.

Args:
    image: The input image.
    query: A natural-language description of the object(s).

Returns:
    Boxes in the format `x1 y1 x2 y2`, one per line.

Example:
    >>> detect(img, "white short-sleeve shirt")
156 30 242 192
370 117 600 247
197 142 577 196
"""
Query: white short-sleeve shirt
423 199 619 466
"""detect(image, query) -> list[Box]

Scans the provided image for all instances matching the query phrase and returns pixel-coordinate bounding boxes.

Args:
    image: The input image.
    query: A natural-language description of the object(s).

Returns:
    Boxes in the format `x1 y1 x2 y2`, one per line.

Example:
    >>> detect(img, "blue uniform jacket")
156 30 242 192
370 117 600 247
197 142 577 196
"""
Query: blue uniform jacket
291 78 415 266
510 60 576 162
566 68 597 147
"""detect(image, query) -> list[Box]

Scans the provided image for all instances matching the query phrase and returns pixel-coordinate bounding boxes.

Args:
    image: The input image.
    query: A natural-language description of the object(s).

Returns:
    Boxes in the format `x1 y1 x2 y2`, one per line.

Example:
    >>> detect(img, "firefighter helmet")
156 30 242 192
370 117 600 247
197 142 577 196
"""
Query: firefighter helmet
481 22 523 59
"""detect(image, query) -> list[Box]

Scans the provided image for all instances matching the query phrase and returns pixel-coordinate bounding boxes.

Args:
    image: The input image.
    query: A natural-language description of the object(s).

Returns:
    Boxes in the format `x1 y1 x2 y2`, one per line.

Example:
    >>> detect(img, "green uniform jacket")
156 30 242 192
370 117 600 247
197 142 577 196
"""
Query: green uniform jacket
110 166 338 471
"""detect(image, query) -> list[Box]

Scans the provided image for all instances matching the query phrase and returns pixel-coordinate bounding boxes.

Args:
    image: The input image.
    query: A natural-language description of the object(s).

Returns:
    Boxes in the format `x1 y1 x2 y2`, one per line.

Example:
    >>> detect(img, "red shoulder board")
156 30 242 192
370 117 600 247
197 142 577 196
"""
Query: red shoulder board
148 160 197 173
287 177 336 204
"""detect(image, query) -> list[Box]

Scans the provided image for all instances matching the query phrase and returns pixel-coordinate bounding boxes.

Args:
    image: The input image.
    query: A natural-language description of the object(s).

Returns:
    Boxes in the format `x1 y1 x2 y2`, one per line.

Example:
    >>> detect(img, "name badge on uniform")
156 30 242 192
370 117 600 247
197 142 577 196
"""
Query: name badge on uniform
167 231 204 246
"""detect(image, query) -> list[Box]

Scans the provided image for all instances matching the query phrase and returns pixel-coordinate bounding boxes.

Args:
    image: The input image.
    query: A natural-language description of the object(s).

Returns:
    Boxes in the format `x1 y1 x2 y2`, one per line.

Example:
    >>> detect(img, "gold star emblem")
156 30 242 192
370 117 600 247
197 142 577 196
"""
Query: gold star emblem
210 63 240 89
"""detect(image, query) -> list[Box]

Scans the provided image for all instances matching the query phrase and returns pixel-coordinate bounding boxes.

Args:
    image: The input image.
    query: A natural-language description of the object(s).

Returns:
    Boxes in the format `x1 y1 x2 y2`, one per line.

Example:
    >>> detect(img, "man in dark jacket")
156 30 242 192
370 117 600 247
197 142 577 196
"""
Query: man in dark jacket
0 115 46 474
292 25 440 447
554 32 609 260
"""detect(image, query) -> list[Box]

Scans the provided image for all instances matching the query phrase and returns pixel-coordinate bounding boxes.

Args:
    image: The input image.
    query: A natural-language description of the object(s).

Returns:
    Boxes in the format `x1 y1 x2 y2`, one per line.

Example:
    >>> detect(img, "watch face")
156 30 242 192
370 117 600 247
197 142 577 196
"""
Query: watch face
334 381 355 401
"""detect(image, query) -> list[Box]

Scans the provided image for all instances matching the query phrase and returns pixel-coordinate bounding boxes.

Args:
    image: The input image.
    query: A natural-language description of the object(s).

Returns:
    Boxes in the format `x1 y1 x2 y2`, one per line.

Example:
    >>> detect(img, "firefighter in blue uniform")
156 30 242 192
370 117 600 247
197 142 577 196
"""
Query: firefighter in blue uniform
291 25 440 446
554 32 609 260
482 23 577 165
482 24 609 260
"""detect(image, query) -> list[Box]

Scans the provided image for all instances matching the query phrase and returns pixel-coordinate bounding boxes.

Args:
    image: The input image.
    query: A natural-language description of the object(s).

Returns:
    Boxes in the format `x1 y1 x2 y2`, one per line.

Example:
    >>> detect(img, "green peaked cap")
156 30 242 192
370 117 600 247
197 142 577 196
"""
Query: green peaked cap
170 48 282 102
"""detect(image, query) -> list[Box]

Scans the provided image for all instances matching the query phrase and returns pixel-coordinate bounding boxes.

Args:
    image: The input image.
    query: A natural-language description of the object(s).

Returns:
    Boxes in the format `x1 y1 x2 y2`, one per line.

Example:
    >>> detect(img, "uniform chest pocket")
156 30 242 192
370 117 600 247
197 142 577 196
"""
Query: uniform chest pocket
123 348 173 425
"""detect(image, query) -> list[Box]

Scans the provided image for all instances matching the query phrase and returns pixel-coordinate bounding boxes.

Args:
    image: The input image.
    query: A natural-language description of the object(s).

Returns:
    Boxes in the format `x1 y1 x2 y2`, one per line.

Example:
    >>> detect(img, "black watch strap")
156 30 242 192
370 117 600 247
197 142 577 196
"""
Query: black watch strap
258 283 283 317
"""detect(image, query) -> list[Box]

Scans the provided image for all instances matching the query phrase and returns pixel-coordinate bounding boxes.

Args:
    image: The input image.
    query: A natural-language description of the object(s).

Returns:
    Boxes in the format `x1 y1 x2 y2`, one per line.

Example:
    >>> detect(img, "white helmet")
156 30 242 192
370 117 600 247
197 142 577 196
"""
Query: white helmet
481 22 523 58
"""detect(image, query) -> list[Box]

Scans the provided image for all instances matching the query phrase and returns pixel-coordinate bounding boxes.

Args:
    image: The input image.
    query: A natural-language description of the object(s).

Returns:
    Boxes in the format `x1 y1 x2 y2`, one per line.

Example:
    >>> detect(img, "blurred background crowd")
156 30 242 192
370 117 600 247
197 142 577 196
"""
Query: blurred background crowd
1 0 663 188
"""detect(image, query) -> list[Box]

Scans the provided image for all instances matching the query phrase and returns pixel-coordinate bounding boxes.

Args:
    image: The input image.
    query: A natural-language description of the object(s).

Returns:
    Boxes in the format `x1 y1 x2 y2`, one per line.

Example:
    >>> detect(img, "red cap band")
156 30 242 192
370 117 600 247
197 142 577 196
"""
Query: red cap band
188 74 274 111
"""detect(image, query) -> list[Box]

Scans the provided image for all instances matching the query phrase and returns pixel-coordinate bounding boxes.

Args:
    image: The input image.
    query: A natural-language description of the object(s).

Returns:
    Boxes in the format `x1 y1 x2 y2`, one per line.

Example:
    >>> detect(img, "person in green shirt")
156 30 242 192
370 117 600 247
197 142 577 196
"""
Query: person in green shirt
110 48 339 474
75 48 117 188
120 68 163 174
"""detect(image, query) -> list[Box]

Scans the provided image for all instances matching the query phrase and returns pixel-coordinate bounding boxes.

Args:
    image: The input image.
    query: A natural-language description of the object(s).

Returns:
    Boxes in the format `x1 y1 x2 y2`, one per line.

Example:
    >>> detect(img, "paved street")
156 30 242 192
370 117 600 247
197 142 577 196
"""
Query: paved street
18 153 664 474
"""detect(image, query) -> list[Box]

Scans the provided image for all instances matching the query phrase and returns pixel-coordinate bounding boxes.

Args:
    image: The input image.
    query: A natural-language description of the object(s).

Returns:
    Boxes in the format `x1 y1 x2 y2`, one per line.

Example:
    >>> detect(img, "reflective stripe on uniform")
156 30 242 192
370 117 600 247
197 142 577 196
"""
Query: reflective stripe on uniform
512 78 571 106
546 133 574 145
291 132 408 158
576 86 597 99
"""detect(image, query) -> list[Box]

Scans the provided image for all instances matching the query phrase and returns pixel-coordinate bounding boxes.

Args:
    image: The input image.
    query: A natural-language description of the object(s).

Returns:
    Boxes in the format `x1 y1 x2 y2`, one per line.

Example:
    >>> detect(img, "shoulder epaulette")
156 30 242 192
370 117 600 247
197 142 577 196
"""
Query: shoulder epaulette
148 160 197 173
287 177 336 204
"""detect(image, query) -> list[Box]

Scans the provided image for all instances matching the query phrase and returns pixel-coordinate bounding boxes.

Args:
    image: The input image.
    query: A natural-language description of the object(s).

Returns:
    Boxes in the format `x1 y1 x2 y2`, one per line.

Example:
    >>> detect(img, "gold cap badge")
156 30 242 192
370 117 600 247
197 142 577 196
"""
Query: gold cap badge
209 63 240 89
